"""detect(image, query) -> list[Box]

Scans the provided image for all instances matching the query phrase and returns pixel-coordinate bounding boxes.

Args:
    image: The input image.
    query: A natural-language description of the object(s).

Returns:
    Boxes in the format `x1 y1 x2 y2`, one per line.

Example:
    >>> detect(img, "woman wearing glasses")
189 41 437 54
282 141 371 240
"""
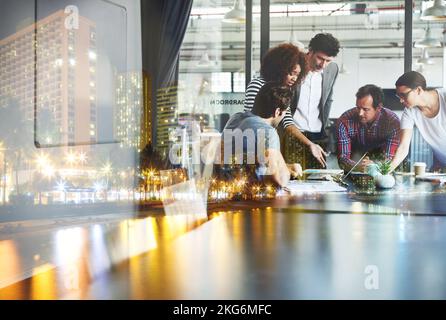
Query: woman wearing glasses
390 71 446 172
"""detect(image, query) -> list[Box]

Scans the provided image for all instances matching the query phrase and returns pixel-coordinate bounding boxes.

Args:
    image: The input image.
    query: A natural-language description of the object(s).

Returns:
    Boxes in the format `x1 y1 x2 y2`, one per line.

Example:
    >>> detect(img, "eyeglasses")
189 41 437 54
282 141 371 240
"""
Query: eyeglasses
395 89 414 100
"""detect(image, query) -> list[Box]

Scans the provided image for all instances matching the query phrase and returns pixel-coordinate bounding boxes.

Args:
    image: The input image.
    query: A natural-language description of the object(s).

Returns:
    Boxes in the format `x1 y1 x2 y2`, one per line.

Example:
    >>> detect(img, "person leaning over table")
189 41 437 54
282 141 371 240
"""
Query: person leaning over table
244 34 340 168
280 33 340 169
335 84 401 173
389 71 446 172
225 82 303 187
243 43 316 160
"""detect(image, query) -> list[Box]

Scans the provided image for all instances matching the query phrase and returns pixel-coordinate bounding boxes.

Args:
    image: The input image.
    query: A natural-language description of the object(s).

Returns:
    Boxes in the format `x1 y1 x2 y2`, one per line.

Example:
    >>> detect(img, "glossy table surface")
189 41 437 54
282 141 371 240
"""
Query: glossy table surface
1 178 446 299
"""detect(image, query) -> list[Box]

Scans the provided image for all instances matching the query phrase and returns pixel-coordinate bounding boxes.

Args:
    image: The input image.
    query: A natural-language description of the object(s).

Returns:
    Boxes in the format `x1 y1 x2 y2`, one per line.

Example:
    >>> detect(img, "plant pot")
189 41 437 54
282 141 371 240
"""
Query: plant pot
375 174 395 189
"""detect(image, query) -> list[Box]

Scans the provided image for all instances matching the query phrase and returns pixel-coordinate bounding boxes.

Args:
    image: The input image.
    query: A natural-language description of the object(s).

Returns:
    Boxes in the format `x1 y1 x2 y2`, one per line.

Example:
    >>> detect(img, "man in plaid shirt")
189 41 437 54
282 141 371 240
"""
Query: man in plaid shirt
335 84 401 172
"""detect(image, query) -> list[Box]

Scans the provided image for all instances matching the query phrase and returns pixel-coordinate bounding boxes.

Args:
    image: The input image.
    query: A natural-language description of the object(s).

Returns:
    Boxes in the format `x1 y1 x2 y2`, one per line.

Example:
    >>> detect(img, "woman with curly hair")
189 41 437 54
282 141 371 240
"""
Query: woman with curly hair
244 43 308 112
245 34 340 168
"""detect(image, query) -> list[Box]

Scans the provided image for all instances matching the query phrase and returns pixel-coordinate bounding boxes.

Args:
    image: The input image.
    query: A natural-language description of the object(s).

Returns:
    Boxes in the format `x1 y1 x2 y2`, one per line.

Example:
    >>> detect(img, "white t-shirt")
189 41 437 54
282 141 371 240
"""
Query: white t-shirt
401 88 446 165
293 70 323 133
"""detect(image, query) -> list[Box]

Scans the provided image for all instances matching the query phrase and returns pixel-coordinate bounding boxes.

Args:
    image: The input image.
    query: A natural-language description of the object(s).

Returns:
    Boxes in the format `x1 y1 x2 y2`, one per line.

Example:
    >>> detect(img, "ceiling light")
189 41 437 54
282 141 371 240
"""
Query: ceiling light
414 26 442 48
339 48 349 75
339 63 350 75
421 0 446 21
417 48 435 65
416 64 425 73
289 16 305 51
289 30 305 51
223 0 245 24
197 51 212 67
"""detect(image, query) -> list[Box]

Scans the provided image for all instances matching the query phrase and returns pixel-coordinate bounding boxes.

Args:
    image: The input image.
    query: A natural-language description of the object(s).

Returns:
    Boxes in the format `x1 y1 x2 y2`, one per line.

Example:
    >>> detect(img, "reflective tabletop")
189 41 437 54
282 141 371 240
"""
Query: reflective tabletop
1 178 446 300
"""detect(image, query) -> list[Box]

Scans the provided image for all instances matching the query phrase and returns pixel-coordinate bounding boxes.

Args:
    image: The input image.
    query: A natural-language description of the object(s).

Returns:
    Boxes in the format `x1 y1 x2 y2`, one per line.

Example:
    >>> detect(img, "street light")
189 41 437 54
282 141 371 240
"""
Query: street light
35 152 50 169
43 165 55 179
65 151 77 166
56 180 67 203
78 152 87 165
101 162 112 177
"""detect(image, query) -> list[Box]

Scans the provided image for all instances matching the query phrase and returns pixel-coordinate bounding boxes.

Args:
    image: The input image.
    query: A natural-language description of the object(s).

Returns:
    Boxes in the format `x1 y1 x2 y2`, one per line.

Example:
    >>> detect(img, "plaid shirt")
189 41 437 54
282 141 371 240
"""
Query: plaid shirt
335 107 400 169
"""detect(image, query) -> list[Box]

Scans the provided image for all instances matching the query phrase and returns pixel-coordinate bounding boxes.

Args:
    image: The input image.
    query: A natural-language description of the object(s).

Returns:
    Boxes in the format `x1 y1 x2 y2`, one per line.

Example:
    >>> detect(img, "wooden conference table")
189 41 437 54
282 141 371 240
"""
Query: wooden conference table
1 175 446 299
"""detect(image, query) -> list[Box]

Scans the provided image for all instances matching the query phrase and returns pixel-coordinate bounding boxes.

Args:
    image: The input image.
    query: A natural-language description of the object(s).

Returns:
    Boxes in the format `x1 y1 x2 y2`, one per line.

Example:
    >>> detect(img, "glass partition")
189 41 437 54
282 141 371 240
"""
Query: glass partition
270 0 406 118
412 1 444 88
179 0 247 133
0 0 141 212
34 0 127 147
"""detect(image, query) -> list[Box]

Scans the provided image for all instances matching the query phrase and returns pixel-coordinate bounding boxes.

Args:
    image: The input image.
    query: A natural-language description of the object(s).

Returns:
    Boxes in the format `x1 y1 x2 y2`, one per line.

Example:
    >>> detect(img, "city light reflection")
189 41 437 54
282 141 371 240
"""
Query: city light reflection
30 264 56 300
0 240 21 290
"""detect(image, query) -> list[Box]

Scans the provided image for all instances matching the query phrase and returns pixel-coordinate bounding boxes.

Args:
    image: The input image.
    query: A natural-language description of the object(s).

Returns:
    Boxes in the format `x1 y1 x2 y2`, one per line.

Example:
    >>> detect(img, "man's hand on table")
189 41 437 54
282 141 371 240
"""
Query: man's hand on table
287 163 303 179
358 157 375 173
365 162 380 177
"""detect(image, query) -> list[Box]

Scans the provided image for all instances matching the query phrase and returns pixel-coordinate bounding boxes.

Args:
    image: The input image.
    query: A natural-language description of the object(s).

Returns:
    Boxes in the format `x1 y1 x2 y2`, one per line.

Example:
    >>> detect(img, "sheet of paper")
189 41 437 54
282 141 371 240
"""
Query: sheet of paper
283 180 347 194
415 175 446 184
303 169 344 175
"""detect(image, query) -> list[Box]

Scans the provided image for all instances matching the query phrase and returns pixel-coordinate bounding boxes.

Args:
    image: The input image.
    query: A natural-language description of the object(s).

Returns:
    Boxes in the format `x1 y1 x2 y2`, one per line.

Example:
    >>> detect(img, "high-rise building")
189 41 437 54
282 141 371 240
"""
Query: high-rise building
156 86 178 157
141 72 153 150
0 10 97 147
115 71 143 150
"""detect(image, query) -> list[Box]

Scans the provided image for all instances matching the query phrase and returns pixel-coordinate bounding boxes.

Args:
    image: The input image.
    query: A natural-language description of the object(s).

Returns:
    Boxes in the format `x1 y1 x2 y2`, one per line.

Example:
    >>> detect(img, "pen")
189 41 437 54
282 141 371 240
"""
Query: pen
343 152 368 180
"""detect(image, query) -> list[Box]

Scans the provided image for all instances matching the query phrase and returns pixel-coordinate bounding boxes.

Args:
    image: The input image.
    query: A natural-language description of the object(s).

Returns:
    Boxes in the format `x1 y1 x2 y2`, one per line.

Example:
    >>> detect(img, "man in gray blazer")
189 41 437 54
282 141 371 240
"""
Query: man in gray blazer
280 33 340 168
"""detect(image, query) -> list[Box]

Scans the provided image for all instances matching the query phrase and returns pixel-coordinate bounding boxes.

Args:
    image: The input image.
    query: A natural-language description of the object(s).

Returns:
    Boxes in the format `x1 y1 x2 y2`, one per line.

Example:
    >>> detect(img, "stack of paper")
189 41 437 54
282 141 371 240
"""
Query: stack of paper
284 180 347 194
303 169 344 181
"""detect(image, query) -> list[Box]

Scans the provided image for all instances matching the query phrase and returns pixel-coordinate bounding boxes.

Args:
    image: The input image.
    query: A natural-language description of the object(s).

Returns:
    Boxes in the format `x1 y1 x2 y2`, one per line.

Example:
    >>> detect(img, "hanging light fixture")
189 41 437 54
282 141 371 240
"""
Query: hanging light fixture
339 63 350 75
417 48 435 64
421 0 446 21
414 25 442 48
223 0 246 23
339 48 350 75
211 47 221 68
197 50 212 67
289 17 305 50
416 63 425 73
213 53 220 67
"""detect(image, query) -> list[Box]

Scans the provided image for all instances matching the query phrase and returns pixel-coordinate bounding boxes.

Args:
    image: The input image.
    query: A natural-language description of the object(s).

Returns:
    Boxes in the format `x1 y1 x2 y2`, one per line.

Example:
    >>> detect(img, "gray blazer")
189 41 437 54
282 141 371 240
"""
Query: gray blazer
281 62 339 137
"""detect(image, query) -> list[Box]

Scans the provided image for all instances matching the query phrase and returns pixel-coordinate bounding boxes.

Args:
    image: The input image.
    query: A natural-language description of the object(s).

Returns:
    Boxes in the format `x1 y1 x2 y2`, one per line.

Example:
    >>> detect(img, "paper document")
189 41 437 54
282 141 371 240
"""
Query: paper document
303 169 344 181
284 180 347 194
303 169 344 175
415 174 446 184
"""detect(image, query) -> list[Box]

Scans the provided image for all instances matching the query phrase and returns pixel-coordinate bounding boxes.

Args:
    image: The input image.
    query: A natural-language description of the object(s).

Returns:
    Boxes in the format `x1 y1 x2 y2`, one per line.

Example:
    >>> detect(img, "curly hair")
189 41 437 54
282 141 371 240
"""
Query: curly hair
260 43 308 86
308 33 340 57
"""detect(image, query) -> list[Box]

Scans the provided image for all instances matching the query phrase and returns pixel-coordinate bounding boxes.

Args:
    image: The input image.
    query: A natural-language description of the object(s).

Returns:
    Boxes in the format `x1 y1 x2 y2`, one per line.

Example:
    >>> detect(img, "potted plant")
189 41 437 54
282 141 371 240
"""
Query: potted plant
374 160 395 189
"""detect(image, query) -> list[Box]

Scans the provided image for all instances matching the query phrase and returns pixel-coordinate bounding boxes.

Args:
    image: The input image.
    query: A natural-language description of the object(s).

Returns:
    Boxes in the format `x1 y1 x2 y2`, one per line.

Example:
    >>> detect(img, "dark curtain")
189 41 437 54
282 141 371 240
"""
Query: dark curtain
157 0 193 87
141 0 193 148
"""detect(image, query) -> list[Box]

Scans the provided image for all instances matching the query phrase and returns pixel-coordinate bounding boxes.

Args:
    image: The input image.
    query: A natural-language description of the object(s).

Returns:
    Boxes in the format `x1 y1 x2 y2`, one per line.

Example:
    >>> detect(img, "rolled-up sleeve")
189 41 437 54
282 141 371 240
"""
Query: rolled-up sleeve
384 115 401 160
336 119 356 169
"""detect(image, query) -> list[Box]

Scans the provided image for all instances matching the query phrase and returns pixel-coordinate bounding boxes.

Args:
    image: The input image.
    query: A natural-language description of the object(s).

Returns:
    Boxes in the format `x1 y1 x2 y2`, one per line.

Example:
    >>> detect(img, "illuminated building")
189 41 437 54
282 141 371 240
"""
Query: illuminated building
115 71 143 150
0 10 97 146
156 86 178 157
141 72 152 149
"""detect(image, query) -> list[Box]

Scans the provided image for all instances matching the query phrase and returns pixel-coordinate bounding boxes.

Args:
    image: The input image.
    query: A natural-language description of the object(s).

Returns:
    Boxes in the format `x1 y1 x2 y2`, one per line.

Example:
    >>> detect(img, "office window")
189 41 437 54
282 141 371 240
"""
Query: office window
211 72 232 92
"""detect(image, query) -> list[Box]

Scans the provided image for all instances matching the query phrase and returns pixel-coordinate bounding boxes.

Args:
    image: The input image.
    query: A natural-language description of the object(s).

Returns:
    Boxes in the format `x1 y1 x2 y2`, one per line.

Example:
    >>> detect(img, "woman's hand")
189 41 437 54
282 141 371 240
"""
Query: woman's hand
287 163 303 179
